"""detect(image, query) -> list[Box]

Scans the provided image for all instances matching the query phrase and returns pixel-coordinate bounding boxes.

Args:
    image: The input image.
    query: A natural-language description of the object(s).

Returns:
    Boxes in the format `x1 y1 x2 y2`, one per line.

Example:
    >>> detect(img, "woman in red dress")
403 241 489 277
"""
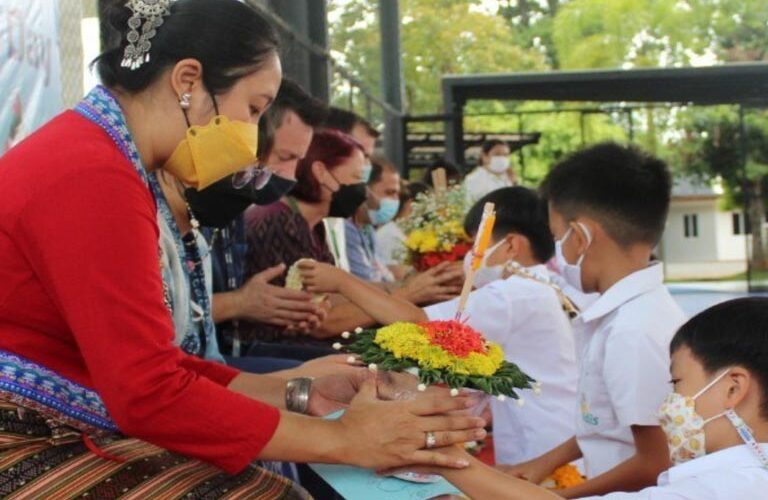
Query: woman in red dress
0 0 480 496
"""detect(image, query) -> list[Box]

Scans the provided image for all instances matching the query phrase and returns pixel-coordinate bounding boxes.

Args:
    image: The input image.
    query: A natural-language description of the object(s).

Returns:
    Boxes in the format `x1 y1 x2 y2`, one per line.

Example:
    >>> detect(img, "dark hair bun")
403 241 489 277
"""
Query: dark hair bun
98 0 132 37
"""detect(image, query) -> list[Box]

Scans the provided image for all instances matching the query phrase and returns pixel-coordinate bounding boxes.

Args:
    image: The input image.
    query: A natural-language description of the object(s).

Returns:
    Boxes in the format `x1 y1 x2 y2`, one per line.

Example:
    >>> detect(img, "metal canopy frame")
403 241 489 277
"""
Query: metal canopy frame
442 63 768 165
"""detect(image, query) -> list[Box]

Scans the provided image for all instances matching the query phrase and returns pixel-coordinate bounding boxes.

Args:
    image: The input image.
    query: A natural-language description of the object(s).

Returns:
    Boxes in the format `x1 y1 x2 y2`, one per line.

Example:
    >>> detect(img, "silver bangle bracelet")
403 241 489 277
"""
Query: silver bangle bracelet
285 377 313 414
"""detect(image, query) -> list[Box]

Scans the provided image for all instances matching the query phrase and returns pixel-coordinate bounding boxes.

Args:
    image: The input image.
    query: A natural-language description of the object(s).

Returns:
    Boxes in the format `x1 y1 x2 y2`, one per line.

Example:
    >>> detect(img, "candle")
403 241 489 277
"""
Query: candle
456 202 496 318
471 211 496 271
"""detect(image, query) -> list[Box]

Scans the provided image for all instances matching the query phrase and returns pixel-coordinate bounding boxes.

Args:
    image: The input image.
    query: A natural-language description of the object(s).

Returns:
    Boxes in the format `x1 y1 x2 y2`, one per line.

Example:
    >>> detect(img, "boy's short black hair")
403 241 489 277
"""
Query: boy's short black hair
671 297 768 418
540 142 671 247
463 186 554 263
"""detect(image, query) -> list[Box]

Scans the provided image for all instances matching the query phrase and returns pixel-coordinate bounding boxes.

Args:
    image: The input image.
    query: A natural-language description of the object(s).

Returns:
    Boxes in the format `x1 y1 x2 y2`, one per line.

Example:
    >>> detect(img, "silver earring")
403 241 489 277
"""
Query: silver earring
179 93 191 110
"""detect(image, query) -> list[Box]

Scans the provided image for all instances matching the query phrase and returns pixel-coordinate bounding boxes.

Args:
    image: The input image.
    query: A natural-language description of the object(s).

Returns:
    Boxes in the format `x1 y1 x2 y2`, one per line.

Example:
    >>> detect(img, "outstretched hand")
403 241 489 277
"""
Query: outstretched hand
298 260 348 295
335 375 487 471
399 262 465 305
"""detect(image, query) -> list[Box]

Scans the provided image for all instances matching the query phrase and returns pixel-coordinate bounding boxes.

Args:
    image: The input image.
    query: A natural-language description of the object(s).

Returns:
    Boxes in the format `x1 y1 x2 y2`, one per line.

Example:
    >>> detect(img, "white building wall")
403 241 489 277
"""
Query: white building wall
716 211 748 261
662 199 747 280
663 199 719 263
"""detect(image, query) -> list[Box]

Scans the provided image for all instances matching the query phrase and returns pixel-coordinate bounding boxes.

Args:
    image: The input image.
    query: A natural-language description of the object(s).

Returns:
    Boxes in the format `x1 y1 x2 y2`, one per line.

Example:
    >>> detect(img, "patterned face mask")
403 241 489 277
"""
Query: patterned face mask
657 368 731 465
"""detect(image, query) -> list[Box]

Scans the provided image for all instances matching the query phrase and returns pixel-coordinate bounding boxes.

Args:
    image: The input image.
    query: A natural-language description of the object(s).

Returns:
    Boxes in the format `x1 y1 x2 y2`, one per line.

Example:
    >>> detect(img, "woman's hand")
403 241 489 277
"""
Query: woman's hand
308 370 367 417
234 264 325 327
296 354 363 377
298 260 347 294
306 365 425 416
397 262 464 305
335 376 486 470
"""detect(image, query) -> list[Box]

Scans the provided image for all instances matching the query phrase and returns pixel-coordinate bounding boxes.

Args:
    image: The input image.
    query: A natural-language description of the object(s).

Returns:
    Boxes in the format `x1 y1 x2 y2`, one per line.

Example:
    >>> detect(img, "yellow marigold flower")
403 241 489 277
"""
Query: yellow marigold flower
374 323 505 377
375 322 429 359
454 351 501 376
405 229 425 251
419 232 440 253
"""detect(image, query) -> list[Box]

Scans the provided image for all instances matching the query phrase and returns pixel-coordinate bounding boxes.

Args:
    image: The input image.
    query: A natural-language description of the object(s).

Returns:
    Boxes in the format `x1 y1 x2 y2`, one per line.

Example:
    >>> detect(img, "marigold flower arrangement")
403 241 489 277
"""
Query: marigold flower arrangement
541 464 585 490
339 320 536 400
398 185 473 271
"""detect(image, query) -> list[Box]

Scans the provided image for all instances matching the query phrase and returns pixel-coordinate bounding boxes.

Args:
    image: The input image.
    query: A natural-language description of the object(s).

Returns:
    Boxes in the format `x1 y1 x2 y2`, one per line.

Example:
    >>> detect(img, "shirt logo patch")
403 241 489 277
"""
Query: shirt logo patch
581 394 599 426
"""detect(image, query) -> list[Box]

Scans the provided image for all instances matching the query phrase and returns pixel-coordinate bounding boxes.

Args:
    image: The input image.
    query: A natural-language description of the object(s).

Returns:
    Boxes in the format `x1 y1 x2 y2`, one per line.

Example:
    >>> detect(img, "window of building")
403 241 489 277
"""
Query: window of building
733 212 751 235
684 214 699 238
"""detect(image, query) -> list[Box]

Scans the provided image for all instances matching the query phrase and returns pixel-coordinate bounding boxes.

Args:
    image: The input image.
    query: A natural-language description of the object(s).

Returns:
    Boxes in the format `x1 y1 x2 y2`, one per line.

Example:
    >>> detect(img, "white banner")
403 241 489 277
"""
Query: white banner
0 0 62 155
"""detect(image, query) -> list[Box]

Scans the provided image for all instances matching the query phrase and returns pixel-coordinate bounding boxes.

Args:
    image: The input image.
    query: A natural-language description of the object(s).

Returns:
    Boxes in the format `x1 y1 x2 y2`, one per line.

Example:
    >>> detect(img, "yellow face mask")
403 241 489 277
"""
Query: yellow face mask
163 115 259 190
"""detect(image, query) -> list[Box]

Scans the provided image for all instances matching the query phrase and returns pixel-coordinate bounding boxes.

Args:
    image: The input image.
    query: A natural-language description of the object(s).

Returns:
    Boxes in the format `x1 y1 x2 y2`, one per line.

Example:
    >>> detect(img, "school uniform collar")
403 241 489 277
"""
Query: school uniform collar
524 264 550 281
503 263 550 283
659 444 768 486
579 262 664 324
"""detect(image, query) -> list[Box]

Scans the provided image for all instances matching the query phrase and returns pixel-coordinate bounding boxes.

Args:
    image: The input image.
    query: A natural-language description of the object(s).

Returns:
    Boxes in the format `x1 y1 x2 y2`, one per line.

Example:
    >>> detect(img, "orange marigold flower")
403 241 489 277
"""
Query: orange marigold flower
419 320 487 358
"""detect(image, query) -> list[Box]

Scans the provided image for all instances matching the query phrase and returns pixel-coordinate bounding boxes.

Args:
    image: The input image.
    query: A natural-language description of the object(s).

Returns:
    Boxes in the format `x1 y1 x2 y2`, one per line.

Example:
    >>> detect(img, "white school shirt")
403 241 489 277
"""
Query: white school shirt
579 444 768 499
463 166 515 205
574 263 687 477
425 265 578 465
375 220 406 266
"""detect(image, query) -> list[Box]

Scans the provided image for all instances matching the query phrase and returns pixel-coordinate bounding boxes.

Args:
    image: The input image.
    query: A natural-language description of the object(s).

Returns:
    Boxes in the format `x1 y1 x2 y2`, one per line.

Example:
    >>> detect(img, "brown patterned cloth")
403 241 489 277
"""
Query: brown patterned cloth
0 402 310 499
241 200 335 346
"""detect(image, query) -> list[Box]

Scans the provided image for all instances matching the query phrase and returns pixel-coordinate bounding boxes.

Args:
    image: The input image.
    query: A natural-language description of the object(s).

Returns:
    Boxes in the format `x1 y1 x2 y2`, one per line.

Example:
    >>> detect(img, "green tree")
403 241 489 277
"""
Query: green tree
687 0 768 62
551 0 704 69
670 0 768 270
496 0 564 68
328 0 546 115
675 107 768 269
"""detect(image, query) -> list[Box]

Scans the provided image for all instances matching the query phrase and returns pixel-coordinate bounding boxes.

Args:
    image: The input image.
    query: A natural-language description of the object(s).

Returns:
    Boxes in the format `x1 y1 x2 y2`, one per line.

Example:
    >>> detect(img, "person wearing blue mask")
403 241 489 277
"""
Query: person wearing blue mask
344 157 401 283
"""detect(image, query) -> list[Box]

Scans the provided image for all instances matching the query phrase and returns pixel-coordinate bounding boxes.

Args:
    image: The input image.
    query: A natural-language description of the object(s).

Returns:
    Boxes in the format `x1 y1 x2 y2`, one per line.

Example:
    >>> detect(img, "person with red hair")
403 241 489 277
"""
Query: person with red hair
241 129 369 359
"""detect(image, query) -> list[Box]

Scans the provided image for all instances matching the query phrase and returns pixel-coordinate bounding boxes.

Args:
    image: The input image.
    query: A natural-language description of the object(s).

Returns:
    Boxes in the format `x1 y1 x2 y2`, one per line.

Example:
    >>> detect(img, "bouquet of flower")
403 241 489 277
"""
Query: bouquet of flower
398 185 472 271
337 320 537 400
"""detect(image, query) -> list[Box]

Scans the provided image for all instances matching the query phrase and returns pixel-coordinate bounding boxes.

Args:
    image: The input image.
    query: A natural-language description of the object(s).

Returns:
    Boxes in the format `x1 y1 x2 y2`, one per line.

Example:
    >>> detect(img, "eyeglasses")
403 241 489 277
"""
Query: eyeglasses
232 163 272 190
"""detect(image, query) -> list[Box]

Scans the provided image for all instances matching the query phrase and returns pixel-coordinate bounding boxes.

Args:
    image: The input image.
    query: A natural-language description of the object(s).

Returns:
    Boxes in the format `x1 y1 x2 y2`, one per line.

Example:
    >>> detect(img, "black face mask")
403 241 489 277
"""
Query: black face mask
185 174 297 228
328 181 368 218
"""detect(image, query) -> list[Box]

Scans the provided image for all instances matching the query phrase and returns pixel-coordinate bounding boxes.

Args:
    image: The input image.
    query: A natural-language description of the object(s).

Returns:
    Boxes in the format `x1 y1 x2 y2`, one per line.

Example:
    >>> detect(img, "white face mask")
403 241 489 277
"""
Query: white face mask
555 223 592 292
488 155 510 174
463 239 508 288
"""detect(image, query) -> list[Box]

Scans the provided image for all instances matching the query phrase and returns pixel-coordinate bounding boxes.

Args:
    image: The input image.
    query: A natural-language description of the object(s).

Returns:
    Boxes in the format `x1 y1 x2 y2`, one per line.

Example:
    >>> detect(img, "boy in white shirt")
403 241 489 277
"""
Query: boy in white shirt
500 143 687 496
386 297 768 500
299 186 579 466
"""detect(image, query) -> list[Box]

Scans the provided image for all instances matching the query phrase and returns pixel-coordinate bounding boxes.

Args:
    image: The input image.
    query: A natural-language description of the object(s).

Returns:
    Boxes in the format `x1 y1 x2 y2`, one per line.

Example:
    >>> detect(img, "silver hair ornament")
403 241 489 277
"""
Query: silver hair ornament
121 0 172 71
